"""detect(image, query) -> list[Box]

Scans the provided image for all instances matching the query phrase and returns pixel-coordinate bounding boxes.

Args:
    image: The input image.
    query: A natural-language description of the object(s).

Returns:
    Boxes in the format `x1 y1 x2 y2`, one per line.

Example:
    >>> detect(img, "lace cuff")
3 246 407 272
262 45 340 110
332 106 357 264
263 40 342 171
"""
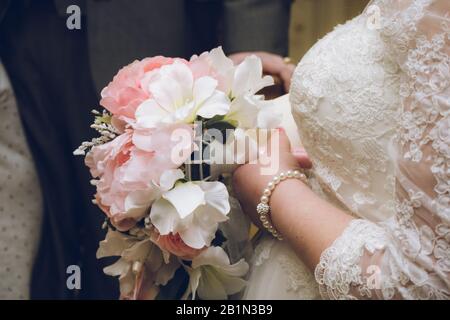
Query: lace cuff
314 219 389 299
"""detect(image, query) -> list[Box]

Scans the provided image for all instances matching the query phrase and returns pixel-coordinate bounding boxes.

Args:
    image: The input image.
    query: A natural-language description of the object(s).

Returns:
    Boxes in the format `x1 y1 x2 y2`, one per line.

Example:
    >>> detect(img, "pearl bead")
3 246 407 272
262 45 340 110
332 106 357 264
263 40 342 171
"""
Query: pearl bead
257 170 308 242
260 195 269 204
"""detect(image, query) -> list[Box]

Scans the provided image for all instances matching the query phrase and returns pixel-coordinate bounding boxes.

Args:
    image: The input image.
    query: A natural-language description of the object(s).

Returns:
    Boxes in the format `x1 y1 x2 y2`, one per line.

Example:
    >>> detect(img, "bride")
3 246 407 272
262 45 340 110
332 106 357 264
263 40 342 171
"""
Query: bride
234 0 449 299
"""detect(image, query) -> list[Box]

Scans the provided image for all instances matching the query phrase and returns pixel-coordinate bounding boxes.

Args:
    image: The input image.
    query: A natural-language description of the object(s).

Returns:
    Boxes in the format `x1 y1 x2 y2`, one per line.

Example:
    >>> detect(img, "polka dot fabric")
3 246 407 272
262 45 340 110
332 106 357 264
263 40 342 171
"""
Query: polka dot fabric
0 62 43 299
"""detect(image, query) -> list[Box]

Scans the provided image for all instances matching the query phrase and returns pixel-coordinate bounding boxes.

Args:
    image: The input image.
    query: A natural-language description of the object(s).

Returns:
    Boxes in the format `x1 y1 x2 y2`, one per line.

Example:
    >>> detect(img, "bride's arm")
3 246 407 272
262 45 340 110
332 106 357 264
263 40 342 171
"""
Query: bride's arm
233 130 354 271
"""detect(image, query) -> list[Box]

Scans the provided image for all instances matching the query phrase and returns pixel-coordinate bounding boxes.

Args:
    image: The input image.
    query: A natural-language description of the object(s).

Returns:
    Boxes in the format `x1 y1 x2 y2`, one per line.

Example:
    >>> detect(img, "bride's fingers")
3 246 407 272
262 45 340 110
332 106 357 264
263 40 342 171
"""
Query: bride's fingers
280 64 296 92
278 128 293 152
259 54 295 92
258 53 287 75
292 148 313 169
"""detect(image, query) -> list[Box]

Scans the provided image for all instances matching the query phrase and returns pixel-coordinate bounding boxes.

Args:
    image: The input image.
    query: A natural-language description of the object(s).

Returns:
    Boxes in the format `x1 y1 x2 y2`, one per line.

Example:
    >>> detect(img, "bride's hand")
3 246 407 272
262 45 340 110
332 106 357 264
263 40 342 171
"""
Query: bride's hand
233 128 310 227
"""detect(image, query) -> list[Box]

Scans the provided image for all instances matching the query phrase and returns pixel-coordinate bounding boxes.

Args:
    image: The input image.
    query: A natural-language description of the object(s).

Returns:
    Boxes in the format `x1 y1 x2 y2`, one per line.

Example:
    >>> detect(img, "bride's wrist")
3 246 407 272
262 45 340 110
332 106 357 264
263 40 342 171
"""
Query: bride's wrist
256 169 309 240
270 177 309 232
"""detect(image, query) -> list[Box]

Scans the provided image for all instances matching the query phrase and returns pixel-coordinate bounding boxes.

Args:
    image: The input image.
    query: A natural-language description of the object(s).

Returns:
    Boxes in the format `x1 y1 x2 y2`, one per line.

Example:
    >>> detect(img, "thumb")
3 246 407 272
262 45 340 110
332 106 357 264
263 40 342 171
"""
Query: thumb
292 147 313 169
268 128 291 155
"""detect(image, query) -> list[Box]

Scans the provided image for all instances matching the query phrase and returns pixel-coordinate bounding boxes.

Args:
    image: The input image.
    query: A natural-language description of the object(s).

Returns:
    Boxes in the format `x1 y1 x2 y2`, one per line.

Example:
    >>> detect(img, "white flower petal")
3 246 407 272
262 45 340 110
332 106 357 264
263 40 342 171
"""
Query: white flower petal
189 246 249 299
209 47 234 74
144 243 164 272
177 203 226 249
148 62 193 111
182 267 201 300
197 267 228 300
216 258 249 277
103 258 130 277
135 99 169 129
208 47 235 94
97 229 134 258
122 239 153 262
155 255 180 286
172 101 196 123
149 76 183 113
219 197 251 245
232 55 274 97
213 271 247 296
257 100 283 128
124 188 159 218
225 96 258 128
118 268 135 297
159 169 185 191
163 182 205 219
150 198 179 235
160 60 194 98
199 181 230 215
178 219 214 249
192 246 230 269
196 90 230 119
193 76 217 106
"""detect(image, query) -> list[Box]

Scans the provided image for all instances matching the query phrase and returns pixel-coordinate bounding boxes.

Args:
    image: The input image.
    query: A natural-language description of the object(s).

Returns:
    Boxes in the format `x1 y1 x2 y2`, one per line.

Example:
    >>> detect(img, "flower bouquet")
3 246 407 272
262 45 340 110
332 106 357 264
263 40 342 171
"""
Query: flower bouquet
74 47 281 299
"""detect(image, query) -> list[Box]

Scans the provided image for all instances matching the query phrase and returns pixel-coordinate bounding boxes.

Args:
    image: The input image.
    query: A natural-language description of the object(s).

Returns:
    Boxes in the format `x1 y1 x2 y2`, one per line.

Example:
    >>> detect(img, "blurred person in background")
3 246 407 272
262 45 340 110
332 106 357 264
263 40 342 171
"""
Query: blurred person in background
0 0 293 299
0 62 42 300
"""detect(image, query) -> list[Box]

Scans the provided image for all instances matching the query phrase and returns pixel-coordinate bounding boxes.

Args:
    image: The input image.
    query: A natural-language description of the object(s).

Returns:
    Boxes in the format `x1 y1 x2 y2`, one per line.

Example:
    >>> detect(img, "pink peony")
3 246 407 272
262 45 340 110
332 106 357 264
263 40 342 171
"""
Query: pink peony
85 124 195 231
100 56 174 120
155 233 204 260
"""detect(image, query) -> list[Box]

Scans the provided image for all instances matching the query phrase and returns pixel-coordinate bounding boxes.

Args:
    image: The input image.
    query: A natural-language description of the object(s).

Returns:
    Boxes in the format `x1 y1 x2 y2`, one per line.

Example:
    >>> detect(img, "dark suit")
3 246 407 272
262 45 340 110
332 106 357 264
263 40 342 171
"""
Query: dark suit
0 0 290 299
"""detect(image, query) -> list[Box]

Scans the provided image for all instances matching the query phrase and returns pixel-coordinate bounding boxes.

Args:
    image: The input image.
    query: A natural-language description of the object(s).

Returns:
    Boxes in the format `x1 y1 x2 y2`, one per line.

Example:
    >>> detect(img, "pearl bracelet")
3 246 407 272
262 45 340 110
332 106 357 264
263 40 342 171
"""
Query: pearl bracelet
256 169 308 240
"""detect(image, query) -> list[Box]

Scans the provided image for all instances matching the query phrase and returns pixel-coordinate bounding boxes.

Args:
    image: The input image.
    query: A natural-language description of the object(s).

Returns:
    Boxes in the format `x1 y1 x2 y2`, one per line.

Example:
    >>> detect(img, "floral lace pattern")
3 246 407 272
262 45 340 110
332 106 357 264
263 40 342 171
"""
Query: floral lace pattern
291 0 450 299
251 238 319 296
252 237 275 267
290 13 400 223
314 220 389 299
245 236 320 299
279 254 319 295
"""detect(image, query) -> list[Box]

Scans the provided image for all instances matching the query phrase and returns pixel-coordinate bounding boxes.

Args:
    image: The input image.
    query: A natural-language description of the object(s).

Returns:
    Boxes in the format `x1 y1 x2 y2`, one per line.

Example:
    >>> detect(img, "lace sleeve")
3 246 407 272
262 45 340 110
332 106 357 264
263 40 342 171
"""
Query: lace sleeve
314 0 450 299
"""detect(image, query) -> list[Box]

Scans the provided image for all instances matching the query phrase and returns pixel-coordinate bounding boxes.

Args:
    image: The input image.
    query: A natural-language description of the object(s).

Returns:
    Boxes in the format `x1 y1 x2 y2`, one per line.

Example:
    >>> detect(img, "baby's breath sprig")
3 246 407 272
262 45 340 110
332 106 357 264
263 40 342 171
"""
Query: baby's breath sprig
73 109 121 156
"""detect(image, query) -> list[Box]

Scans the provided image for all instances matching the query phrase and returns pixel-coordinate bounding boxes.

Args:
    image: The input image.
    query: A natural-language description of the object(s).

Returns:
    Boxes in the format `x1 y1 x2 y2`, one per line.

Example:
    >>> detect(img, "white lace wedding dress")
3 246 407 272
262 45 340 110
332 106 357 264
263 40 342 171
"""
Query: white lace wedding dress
243 0 449 300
